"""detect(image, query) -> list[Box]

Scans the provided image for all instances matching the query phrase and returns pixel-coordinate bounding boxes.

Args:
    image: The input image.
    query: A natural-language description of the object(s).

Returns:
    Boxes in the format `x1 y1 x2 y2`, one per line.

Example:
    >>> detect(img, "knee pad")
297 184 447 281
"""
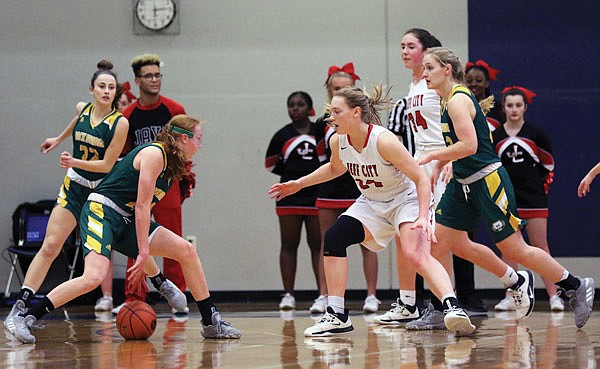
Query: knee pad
324 215 365 257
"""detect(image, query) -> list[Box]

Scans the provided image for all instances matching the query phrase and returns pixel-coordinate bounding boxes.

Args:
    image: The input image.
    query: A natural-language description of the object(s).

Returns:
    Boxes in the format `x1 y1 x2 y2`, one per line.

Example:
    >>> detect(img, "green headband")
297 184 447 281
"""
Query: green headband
170 125 194 138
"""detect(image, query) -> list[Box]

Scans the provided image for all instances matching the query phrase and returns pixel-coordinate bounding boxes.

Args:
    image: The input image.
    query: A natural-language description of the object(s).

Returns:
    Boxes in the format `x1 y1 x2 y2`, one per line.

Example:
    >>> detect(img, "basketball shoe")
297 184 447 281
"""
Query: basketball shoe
405 303 445 330
304 307 353 337
506 270 535 319
4 300 27 336
443 301 476 336
159 280 189 314
373 298 420 325
201 312 241 339
10 314 36 344
562 276 595 328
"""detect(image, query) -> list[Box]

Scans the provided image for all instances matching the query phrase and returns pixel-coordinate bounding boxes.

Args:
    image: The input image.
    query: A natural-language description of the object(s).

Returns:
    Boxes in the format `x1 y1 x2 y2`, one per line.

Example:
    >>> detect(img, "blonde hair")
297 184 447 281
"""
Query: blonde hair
131 53 161 77
328 84 393 126
424 47 465 84
155 114 200 180
424 47 494 114
479 95 495 115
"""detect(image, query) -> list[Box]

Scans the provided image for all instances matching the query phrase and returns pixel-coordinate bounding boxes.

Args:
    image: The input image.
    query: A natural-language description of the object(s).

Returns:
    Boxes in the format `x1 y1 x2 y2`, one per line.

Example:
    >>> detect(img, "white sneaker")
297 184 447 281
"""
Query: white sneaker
304 307 353 337
549 295 564 312
373 298 420 325
362 295 381 313
494 296 517 311
506 270 535 318
309 295 327 314
443 306 476 336
94 296 114 311
279 293 295 310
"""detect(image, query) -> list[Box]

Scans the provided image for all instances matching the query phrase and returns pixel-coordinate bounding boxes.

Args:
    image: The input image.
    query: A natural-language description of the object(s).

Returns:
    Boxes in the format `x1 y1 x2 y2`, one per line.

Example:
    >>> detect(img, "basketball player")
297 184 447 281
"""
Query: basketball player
312 63 380 314
5 60 186 336
9 115 241 343
419 47 594 328
270 85 476 337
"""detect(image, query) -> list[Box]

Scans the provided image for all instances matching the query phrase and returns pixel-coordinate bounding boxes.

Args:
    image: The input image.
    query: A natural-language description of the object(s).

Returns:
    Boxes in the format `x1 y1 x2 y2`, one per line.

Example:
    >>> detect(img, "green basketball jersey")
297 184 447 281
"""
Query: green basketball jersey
93 143 173 214
72 103 123 181
440 85 500 179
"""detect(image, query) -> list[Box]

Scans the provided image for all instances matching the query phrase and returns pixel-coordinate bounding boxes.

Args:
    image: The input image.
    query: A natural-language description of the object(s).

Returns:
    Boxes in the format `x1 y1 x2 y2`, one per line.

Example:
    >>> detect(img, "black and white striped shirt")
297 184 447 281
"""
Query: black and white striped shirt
387 97 415 156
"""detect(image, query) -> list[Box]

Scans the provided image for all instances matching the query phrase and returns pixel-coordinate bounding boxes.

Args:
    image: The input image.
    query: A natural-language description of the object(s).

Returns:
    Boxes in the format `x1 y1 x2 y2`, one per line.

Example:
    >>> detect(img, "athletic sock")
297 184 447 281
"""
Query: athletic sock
327 296 345 314
442 296 460 310
500 266 519 287
399 290 416 306
149 272 167 290
556 272 580 291
26 297 54 320
431 295 444 311
196 297 217 326
17 286 35 307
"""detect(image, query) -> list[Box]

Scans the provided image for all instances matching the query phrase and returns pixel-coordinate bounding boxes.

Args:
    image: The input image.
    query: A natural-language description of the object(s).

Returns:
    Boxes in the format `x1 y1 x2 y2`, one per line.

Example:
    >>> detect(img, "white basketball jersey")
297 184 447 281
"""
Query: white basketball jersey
338 124 414 202
406 79 445 149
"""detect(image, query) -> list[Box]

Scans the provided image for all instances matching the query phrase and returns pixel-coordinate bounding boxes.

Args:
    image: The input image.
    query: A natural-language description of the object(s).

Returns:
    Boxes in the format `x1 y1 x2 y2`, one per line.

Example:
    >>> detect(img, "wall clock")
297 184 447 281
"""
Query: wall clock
133 0 180 35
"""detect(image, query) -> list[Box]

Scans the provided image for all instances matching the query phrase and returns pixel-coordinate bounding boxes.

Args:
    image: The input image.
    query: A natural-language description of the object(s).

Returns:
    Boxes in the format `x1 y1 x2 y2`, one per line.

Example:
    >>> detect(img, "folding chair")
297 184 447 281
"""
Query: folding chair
4 200 80 298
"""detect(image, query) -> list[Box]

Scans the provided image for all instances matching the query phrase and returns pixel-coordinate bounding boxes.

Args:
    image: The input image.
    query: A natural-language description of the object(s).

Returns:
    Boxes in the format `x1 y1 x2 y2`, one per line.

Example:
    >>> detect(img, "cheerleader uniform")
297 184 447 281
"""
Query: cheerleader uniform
265 123 321 215
314 115 360 209
493 121 554 218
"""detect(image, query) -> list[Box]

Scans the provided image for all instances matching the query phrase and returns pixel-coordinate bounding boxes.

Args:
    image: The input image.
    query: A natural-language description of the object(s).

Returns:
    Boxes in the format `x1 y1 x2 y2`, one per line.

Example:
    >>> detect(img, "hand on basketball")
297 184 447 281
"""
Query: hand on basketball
40 137 60 154
127 253 149 293
268 180 302 201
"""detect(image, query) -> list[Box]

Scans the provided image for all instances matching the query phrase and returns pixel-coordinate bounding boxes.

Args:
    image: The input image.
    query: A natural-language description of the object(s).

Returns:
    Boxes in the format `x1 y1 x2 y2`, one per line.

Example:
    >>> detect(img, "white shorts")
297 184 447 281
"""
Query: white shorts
342 187 419 253
415 149 447 207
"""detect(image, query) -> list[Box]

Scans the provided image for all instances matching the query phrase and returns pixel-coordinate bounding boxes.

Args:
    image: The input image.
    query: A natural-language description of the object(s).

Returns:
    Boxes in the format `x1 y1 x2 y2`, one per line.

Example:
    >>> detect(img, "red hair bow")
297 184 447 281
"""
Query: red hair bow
502 85 537 104
465 60 500 81
325 62 361 85
122 81 137 102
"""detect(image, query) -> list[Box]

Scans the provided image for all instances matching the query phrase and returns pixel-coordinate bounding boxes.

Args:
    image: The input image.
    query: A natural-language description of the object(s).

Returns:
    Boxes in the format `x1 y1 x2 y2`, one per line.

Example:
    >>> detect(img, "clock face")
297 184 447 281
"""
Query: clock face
135 0 176 31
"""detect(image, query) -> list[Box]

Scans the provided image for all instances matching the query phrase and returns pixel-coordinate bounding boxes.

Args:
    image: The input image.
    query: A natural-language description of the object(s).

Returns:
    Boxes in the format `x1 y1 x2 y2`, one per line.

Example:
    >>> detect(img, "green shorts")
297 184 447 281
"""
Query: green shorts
435 166 525 243
79 201 161 259
56 175 94 222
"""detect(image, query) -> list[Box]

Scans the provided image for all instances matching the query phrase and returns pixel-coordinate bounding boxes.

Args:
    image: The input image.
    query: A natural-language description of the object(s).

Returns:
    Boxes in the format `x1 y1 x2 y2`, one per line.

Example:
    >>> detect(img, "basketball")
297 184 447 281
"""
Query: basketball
116 300 157 340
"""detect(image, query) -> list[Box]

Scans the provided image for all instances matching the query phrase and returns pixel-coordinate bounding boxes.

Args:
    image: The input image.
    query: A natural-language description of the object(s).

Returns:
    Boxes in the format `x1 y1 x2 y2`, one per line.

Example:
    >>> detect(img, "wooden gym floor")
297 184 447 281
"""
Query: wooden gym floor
1 300 598 369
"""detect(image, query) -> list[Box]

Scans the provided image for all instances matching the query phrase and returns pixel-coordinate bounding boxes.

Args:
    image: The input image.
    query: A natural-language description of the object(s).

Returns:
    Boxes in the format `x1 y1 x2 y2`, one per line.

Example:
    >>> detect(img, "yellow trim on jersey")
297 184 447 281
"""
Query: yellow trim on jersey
451 85 472 97
154 143 168 172
508 213 521 231
495 188 508 215
85 234 102 254
86 104 119 129
484 171 501 197
63 175 71 191
90 201 104 218
57 178 69 207
103 110 122 130
88 216 103 238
